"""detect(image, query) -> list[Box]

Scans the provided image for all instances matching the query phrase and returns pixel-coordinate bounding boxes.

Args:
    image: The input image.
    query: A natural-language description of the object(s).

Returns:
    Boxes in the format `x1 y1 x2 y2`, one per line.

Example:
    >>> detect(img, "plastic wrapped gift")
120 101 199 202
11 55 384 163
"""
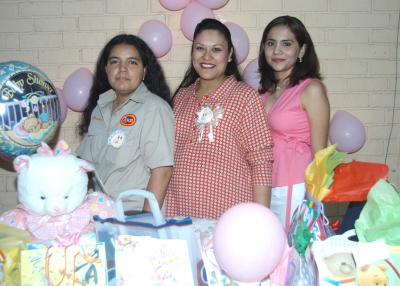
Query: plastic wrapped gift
286 145 345 285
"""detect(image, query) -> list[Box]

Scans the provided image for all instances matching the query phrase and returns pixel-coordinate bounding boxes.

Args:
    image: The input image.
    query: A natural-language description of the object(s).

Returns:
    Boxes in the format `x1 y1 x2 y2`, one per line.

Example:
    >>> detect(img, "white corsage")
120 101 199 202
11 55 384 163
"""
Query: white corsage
196 105 224 143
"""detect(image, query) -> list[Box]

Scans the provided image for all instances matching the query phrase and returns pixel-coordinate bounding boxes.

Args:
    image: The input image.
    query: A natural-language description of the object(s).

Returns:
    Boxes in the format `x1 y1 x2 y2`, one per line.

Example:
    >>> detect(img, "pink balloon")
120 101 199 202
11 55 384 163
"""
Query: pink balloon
329 110 366 153
243 58 261 91
213 203 286 283
180 2 215 40
62 68 93 112
138 20 172 58
225 22 249 64
197 0 229 9
159 0 191 11
56 87 68 122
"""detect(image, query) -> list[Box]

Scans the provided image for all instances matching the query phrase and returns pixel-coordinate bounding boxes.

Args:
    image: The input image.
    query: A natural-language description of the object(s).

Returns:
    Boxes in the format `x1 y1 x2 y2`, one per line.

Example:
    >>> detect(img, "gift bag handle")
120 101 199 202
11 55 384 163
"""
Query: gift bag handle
115 189 167 227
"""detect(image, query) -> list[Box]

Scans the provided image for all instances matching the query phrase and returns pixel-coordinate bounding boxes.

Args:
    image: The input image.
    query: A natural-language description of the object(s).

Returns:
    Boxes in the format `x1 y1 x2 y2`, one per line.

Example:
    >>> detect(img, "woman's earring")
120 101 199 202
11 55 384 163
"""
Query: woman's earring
228 58 232 62
298 57 302 63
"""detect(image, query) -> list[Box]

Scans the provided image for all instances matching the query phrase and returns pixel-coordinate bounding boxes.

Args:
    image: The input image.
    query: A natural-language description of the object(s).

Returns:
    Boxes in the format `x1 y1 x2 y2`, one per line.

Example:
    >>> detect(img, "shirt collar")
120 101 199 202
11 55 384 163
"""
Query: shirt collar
192 75 236 98
98 82 149 106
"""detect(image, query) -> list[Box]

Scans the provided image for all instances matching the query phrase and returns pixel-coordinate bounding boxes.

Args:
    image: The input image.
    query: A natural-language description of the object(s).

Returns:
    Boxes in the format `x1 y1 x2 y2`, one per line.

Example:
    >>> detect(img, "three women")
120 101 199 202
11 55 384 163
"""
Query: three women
77 16 329 226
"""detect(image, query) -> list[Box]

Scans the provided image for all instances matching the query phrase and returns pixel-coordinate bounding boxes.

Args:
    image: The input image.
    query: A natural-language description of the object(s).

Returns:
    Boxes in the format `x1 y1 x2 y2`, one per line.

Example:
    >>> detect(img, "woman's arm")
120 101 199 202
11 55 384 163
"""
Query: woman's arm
143 166 173 211
254 185 272 207
301 80 330 154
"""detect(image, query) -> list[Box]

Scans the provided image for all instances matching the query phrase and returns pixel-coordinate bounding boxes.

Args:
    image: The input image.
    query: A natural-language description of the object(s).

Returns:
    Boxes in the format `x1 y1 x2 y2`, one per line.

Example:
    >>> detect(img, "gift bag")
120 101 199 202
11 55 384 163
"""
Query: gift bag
285 146 344 285
114 234 194 286
20 242 107 286
94 189 198 285
0 224 30 286
288 192 334 248
285 247 318 286
355 179 400 245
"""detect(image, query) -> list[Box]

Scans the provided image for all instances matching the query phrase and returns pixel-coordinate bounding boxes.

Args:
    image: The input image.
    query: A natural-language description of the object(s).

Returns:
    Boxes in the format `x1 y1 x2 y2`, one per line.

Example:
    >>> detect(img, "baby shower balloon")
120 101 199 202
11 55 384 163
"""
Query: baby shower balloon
0 61 61 160
225 22 249 64
329 110 366 153
138 20 172 58
180 1 215 40
62 68 93 112
56 88 68 123
243 58 261 91
159 0 191 11
197 0 229 9
213 203 286 283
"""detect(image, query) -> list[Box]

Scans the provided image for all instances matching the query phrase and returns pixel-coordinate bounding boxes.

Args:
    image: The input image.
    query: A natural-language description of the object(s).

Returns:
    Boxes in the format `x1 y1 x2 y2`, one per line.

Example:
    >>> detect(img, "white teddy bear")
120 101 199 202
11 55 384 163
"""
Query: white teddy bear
0 140 114 245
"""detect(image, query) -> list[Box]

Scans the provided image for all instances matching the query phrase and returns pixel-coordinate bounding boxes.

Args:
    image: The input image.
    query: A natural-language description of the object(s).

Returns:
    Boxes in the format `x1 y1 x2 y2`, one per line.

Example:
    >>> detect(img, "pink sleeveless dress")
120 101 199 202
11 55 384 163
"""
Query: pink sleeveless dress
261 78 314 231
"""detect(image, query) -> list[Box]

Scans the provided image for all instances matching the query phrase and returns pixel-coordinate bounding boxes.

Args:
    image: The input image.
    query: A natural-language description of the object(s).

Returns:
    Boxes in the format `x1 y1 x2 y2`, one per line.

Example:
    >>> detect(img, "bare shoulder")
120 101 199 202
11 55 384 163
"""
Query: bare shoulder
303 79 326 98
301 79 329 108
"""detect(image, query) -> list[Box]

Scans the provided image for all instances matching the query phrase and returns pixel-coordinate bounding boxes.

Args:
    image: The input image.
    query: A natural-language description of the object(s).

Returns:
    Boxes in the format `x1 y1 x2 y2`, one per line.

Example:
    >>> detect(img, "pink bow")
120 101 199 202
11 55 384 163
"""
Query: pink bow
25 207 92 246
37 140 71 156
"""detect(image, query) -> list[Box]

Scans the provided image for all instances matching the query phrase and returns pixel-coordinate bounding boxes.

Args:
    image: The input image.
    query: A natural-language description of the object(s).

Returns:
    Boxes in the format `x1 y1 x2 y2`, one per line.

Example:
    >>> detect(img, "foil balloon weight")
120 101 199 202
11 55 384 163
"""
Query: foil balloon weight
0 61 60 160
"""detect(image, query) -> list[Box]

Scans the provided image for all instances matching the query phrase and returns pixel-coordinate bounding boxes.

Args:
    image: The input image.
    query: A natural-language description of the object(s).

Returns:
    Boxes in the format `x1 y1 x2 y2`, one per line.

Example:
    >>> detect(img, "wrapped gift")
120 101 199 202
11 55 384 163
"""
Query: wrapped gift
20 242 107 286
0 223 30 286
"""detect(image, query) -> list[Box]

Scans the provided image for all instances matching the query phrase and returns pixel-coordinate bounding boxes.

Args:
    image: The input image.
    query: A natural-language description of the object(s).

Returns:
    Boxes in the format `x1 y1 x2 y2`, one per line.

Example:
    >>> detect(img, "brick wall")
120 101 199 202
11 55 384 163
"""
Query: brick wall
0 0 399 214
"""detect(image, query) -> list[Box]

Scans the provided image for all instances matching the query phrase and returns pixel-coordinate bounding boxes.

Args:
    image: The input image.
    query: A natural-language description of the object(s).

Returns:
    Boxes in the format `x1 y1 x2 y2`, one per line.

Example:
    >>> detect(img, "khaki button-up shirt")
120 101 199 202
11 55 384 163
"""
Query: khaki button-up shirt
76 83 175 208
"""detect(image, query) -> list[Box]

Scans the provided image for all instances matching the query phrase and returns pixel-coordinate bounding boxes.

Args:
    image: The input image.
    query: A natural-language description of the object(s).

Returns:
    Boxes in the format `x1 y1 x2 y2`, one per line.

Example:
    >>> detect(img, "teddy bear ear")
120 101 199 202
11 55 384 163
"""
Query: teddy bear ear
78 158 95 173
360 265 369 272
378 264 387 272
13 155 31 173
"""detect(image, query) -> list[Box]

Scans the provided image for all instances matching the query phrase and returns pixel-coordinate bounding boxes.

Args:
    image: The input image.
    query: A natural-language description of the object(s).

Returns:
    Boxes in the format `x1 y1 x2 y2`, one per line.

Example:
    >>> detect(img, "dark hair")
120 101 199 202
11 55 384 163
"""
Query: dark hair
173 18 242 98
258 15 321 93
78 34 171 135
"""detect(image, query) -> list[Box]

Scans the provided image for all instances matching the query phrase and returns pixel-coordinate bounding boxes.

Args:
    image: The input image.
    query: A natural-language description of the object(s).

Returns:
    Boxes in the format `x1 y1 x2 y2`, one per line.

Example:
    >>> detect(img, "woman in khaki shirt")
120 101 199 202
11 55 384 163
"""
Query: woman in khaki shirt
77 34 175 211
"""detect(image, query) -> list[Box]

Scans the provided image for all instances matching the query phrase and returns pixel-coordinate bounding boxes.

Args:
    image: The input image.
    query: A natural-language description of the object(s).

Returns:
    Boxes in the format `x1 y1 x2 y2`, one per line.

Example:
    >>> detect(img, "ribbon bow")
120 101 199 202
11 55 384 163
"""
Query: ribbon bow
25 206 92 246
196 106 224 143
37 140 71 156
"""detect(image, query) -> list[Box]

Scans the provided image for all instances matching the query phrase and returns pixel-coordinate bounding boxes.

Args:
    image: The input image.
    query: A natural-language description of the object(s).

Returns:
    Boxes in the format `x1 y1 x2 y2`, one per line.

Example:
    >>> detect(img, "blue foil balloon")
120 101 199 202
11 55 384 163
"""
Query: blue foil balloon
0 61 61 160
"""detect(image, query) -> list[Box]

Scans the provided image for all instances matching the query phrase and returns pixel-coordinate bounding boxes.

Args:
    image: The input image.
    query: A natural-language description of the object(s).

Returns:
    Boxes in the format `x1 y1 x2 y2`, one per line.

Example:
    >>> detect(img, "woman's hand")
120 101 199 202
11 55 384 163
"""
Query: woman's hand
143 166 173 212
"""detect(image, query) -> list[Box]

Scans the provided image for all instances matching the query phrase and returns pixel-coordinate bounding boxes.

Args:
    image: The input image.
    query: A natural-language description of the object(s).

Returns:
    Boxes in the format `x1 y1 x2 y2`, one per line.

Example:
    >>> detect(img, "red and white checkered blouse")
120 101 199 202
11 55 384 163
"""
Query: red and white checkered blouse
166 76 273 219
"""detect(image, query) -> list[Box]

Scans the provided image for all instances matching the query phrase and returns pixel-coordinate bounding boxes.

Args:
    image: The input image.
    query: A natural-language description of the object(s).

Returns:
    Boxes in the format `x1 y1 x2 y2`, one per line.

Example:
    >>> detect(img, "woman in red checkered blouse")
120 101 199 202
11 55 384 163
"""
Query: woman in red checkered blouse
165 19 274 219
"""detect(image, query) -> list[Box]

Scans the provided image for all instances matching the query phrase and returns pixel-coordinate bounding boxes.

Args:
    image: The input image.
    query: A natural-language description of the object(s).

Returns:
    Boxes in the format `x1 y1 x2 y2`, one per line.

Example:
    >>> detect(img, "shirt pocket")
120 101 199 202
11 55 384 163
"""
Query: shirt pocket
103 129 141 169
86 121 107 163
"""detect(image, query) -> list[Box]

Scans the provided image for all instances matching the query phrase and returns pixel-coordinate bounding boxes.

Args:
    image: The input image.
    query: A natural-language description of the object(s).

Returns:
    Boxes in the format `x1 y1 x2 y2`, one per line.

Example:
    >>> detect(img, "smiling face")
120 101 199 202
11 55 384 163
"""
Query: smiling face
105 43 145 98
263 25 306 81
192 29 233 87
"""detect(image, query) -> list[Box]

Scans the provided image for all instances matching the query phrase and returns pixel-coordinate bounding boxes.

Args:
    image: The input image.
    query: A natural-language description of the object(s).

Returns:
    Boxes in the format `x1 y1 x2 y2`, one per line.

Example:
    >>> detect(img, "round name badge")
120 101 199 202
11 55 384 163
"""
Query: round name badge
108 129 126 149
120 113 136 126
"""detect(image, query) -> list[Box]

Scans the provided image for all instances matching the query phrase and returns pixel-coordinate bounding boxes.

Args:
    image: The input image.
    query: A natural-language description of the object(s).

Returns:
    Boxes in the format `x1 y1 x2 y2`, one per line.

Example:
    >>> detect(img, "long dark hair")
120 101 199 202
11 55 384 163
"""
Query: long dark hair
78 34 171 135
258 15 321 93
173 18 242 99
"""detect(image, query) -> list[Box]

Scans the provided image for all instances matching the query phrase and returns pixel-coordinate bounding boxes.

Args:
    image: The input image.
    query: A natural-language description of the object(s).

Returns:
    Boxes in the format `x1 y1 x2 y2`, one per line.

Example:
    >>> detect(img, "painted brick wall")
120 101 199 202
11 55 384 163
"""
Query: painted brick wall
0 0 399 215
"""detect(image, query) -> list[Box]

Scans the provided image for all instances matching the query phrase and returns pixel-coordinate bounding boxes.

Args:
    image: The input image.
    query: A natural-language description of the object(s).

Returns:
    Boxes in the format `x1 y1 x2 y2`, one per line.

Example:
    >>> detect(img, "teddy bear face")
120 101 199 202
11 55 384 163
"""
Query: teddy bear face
324 252 356 278
17 154 89 216
358 264 389 286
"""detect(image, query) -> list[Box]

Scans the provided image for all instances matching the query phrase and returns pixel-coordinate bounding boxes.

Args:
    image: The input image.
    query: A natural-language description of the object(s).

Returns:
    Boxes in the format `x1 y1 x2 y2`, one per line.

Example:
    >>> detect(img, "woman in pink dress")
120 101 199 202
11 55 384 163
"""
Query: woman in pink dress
166 19 273 219
258 16 330 231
